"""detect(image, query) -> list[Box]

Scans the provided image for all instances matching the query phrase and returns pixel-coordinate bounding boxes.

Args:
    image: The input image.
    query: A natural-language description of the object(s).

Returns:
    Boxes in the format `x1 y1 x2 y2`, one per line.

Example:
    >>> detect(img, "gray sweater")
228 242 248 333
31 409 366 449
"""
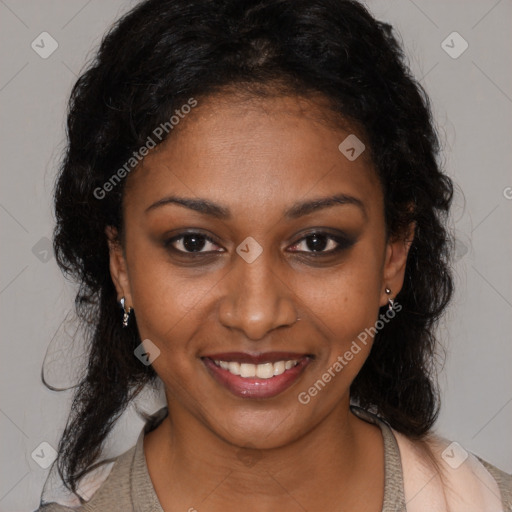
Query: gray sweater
34 407 512 512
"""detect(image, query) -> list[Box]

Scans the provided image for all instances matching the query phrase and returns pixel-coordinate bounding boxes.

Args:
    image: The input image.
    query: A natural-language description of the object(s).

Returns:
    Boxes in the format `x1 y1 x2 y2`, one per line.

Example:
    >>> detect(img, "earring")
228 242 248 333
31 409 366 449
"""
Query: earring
119 297 132 328
385 287 394 312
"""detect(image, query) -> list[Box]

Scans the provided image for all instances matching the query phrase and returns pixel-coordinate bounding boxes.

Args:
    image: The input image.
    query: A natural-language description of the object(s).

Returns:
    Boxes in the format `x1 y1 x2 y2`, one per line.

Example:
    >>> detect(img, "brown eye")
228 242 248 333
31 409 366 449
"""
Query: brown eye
288 231 355 255
165 233 224 254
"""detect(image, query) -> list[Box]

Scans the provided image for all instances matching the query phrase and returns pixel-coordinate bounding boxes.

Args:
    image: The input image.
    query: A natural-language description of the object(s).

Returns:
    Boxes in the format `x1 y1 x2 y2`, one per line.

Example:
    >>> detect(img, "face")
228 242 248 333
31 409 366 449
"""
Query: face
108 93 411 449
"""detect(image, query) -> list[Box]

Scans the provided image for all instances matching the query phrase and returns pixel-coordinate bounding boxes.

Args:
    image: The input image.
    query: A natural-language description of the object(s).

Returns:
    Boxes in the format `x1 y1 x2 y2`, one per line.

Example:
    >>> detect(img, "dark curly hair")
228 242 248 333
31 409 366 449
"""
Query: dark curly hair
49 0 453 501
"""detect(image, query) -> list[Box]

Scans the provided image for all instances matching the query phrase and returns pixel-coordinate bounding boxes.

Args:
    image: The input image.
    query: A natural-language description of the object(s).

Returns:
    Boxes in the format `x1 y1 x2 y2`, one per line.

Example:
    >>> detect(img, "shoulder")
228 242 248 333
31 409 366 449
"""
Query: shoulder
33 442 138 512
478 457 512 510
34 409 168 512
394 430 512 512
34 505 78 512
33 505 74 512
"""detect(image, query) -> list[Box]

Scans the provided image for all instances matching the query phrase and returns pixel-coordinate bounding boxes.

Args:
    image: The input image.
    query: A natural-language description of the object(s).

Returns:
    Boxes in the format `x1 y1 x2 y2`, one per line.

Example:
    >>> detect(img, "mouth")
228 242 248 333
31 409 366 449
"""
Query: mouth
201 352 314 399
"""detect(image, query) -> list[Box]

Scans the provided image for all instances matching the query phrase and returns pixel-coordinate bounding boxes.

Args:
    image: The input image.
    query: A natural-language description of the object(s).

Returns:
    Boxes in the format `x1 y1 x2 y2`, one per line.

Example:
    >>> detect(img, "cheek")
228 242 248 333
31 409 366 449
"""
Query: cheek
296 247 384 386
301 253 383 337
131 270 212 335
125 241 219 359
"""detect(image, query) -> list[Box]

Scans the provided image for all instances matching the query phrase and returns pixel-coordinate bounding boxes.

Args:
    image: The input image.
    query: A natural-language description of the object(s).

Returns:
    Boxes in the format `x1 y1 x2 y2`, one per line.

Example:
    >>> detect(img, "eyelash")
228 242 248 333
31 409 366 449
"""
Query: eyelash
164 231 355 257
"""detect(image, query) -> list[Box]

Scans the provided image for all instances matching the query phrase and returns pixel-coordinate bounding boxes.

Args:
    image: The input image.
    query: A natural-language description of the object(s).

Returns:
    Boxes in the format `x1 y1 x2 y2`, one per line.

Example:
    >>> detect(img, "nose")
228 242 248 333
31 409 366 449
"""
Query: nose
217 252 299 341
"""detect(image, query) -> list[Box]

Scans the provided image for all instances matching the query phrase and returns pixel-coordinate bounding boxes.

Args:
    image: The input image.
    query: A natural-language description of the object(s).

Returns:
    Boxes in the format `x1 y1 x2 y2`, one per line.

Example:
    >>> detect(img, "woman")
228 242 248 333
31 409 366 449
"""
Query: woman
36 0 511 510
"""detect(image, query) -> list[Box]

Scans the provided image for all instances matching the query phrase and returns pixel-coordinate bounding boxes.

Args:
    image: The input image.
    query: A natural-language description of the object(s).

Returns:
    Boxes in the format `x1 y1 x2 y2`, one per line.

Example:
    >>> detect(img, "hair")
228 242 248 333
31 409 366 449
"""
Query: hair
50 0 453 501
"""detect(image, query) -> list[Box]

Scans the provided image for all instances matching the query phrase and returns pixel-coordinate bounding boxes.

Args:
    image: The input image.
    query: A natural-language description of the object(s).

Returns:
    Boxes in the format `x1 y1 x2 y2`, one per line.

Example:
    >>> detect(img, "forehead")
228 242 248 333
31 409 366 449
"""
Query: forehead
124 94 382 218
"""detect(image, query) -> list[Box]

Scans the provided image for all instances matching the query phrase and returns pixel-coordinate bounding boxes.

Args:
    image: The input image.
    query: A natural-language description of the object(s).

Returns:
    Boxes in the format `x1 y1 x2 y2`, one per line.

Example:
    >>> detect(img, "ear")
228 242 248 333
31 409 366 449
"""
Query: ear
380 222 415 307
105 226 133 308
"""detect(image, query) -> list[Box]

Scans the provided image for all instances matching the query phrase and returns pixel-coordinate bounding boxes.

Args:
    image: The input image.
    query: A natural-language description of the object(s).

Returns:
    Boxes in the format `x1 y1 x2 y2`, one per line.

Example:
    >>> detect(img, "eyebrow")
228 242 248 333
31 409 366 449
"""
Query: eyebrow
145 193 367 220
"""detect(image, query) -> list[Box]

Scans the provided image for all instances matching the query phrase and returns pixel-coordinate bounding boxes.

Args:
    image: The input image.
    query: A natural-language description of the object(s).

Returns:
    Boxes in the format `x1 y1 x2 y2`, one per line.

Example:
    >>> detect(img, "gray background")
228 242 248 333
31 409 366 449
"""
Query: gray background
1 0 511 510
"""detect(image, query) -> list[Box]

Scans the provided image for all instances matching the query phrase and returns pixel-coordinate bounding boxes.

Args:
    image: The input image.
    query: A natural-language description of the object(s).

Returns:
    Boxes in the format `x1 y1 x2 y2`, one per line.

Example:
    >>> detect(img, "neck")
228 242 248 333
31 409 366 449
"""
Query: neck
144 394 383 511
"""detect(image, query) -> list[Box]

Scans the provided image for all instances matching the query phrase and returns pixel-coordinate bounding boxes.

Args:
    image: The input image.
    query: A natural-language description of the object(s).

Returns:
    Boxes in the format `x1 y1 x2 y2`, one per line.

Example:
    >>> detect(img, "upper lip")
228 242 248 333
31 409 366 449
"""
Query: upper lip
201 352 312 364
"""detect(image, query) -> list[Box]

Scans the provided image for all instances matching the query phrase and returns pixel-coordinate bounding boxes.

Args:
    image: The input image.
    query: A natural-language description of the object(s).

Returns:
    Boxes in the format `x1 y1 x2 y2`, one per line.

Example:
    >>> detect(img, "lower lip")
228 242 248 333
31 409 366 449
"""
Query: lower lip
202 357 311 399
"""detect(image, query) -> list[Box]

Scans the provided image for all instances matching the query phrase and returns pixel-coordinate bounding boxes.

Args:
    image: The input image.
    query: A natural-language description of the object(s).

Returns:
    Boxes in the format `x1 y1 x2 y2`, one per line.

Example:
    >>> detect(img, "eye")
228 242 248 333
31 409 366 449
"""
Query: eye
164 230 354 257
288 231 354 255
165 232 224 254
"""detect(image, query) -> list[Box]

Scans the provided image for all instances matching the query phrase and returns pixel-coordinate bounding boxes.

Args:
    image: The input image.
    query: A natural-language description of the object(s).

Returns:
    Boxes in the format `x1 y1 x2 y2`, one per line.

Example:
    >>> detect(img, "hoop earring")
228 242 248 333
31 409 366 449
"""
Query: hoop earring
385 287 394 312
119 297 132 328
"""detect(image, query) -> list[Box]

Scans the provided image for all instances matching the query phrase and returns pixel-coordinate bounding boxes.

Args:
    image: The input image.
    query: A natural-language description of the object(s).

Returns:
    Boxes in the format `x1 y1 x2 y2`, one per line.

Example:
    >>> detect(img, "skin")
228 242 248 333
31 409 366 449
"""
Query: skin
107 93 414 512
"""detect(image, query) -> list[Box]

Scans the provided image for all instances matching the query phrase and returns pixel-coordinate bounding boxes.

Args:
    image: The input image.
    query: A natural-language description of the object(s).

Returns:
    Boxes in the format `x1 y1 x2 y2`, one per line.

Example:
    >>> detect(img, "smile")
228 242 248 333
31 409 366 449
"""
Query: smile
213 359 300 378
201 352 313 399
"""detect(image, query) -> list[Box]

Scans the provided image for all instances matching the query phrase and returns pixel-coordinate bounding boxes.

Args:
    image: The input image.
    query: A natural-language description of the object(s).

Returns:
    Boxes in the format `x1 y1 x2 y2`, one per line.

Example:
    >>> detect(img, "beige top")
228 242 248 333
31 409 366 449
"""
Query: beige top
35 407 512 512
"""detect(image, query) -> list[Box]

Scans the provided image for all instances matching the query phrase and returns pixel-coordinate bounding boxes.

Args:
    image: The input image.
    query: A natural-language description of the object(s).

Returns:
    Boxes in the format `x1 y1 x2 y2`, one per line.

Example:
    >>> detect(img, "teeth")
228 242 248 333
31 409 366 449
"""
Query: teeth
284 360 295 370
213 359 299 379
256 362 274 379
227 361 240 375
240 363 256 378
273 361 285 375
